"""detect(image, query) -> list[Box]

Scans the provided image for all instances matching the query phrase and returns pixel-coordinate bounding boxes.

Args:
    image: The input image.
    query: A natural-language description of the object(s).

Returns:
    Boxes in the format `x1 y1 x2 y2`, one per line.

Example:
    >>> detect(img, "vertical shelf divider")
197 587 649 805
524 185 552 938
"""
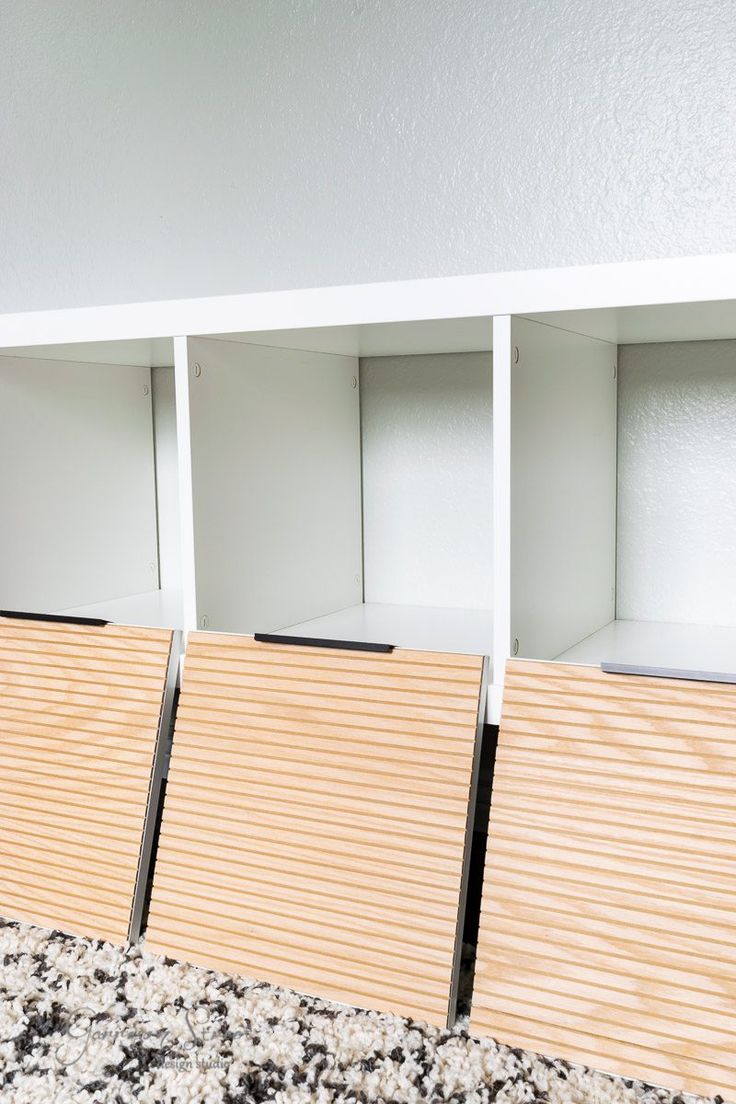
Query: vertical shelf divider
491 315 512 723
174 335 198 634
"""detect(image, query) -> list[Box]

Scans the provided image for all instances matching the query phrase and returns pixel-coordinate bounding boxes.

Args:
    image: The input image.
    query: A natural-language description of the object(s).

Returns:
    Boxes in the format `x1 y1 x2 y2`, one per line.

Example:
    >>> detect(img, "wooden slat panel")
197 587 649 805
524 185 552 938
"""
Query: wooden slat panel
470 659 736 1100
194 631 479 667
146 632 484 1027
0 706 168 740
0 616 173 944
162 792 465 856
184 663 477 710
172 722 471 768
0 662 167 692
184 653 480 692
151 860 456 930
173 703 471 746
180 686 474 726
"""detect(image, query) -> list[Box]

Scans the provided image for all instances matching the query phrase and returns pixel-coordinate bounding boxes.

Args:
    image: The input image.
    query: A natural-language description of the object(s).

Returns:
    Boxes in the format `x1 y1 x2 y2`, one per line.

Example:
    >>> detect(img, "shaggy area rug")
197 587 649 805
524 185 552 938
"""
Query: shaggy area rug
0 919 716 1104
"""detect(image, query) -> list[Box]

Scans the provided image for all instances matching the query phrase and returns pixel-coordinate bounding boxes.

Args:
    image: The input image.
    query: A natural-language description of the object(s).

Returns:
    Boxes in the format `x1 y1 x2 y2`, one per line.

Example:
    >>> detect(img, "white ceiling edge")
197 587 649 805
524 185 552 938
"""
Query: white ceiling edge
2 252 736 350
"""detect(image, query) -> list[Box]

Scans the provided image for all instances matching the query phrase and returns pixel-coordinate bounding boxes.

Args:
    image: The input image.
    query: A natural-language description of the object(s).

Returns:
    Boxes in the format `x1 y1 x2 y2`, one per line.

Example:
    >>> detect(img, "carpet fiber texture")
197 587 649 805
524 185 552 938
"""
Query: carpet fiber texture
0 919 717 1104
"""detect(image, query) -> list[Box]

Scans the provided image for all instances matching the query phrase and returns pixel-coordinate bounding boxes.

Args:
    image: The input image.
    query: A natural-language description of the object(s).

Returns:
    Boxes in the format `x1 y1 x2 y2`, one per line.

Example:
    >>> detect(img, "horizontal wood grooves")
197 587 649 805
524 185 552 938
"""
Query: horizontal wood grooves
145 632 484 1026
0 617 173 944
470 659 736 1100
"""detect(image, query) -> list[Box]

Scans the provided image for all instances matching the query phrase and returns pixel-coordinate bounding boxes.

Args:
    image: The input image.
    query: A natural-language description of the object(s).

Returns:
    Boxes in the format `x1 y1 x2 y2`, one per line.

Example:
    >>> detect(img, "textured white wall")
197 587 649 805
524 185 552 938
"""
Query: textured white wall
360 351 493 609
2 1 736 313
617 340 736 626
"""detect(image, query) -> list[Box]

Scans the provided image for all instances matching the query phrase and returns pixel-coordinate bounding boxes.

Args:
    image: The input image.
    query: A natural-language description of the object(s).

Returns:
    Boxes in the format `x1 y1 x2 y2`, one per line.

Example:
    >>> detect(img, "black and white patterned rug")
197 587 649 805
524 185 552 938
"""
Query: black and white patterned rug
0 919 716 1104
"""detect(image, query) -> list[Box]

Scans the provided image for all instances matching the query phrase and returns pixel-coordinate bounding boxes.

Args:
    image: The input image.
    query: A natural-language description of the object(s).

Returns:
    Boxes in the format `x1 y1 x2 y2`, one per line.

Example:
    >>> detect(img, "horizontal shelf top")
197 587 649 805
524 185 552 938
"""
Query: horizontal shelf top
276 602 493 662
2 253 736 350
555 618 736 676
59 588 183 631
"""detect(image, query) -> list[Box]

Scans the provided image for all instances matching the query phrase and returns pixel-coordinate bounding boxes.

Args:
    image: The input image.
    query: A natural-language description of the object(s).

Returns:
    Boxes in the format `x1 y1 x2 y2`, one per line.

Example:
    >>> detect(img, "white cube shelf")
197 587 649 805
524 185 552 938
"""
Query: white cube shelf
0 339 182 630
2 256 736 717
177 319 496 711
506 307 736 679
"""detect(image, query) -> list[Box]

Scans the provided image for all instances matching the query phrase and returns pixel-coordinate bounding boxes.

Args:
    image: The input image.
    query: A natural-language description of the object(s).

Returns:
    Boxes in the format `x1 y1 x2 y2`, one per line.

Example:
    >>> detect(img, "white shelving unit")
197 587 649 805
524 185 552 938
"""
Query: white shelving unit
507 303 736 678
0 338 183 630
178 317 496 710
2 256 736 717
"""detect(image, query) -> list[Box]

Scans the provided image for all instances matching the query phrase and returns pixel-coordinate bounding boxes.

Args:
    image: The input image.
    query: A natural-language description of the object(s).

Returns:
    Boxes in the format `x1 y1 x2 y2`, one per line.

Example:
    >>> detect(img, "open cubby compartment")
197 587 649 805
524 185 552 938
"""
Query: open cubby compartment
508 303 736 677
178 317 497 712
0 337 183 629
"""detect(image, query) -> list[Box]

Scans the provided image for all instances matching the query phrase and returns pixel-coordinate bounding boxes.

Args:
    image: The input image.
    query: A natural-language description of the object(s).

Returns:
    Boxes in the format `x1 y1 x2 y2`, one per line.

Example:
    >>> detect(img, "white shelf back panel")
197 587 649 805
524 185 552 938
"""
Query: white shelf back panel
360 352 493 609
0 355 159 612
617 340 736 626
511 318 617 660
187 337 362 635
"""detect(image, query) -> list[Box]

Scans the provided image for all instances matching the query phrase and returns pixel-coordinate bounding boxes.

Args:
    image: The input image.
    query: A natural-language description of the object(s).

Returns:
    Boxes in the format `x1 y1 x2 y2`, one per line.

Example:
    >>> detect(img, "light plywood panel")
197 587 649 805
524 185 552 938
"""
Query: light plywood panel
470 659 736 1101
0 615 177 945
145 632 486 1027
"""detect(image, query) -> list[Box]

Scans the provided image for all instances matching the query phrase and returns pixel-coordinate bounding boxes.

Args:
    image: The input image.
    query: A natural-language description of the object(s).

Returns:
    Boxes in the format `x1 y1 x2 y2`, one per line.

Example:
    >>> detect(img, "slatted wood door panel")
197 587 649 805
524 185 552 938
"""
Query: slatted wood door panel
470 658 736 1101
0 615 176 945
145 632 486 1027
